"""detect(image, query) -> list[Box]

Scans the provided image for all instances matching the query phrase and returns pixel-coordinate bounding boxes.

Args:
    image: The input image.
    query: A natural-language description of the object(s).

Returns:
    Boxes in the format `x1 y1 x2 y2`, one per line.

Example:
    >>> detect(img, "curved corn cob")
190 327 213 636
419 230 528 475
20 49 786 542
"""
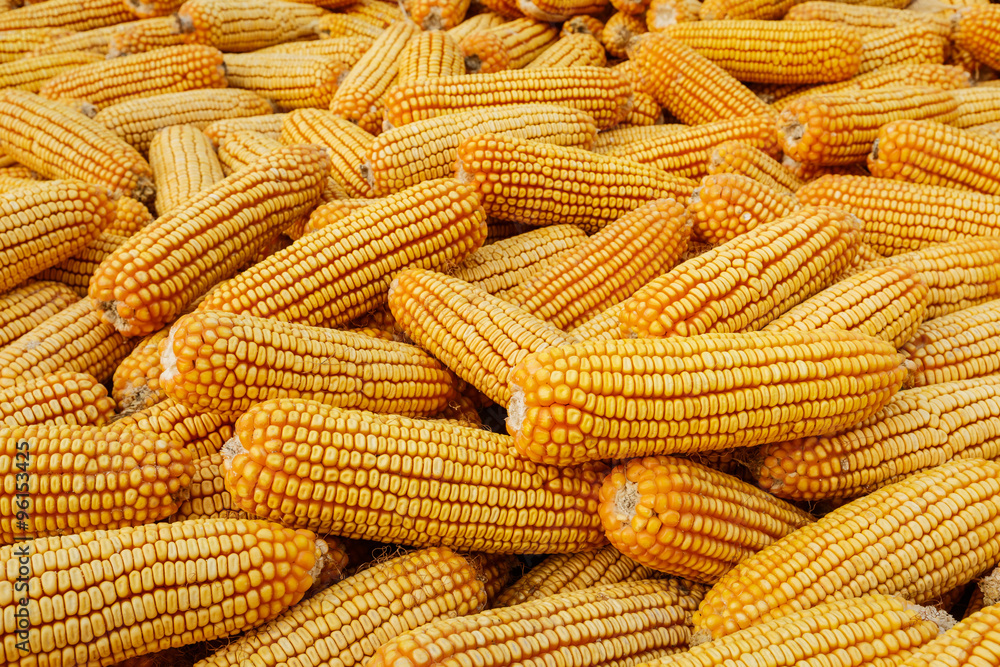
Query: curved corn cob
0 0 133 32
0 51 102 93
255 36 372 65
695 458 1000 639
404 0 471 28
459 18 558 73
105 196 153 237
148 124 225 217
600 456 813 583
383 67 632 130
796 175 1000 256
524 33 605 68
621 206 862 338
106 17 188 56
0 180 114 293
0 28 76 62
901 604 1000 667
224 398 608 552
222 53 346 112
396 30 465 85
95 89 274 153
0 371 115 427
0 281 78 349
0 519 322 667
507 330 906 464
90 144 328 337
388 269 578 405
171 453 251 522
601 12 646 59
456 132 695 234
35 231 128 297
857 22 949 74
707 140 806 193
174 0 326 52
203 113 286 146
506 198 691 330
903 299 1000 387
111 398 234 460
367 104 599 196
0 90 153 201
113 327 170 413
281 109 375 198
198 548 487 667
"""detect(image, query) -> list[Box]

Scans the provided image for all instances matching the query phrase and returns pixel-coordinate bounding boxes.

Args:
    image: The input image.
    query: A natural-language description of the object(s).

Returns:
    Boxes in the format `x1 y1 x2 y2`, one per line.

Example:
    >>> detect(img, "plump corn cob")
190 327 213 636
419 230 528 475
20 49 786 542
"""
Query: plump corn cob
0 0 133 32
106 17 188 56
0 28 75 61
113 327 170 413
559 14 603 39
0 50 102 93
148 124 225 217
255 36 371 66
951 88 1000 130
688 173 802 244
0 281 78 349
403 0 470 28
901 603 1000 667
457 132 695 234
105 196 153 237
1 519 322 667
171 453 250 522
646 0 702 28
224 398 607 552
0 90 153 201
778 87 960 166
314 12 385 40
696 458 1000 638
383 67 632 130
174 0 325 52
903 299 1000 387
600 12 645 59
600 456 812 583
111 398 234 460
523 33 605 69
215 129 281 174
35 231 128 297
953 5 1000 70
302 197 374 235
367 104 598 196
708 140 806 193
90 145 328 337
396 31 466 85
95 89 273 154
281 109 375 198
223 53 346 112
0 371 115 427
203 113 286 146
388 269 577 405
858 22 949 74
786 2 950 33
797 175 1000 256
38 45 227 107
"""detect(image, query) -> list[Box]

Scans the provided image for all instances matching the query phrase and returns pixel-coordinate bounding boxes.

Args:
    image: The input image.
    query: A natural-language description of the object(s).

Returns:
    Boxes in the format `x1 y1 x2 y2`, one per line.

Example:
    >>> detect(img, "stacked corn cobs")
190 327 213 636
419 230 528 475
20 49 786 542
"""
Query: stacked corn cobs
5 0 1000 663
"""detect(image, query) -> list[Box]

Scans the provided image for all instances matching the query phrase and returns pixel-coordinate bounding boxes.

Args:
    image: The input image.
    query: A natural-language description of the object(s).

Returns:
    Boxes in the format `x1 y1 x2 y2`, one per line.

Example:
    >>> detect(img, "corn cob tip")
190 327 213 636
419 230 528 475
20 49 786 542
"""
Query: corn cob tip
907 602 956 633
134 174 155 203
361 160 374 189
159 324 179 384
221 434 246 466
981 566 1000 607
612 479 639 520
174 13 194 34
307 537 330 590
777 113 805 152
506 382 526 432
689 629 712 647
95 297 131 334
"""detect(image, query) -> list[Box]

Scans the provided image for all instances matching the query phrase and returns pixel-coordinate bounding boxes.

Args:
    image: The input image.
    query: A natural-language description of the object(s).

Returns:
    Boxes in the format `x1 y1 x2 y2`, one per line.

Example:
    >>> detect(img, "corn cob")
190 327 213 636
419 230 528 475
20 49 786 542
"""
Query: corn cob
224 398 607 552
126 0 185 18
367 104 599 196
404 0 471 29
796 175 1000 256
697 458 1000 638
111 398 234 460
559 13 603 39
787 2 951 33
449 12 511 43
215 129 282 175
0 90 153 201
255 36 371 66
221 53 344 112
0 371 115 428
1 519 322 667
315 12 386 40
511 0 606 21
646 0 702 29
963 585 987 618
599 12 645 59
104 196 152 237
567 302 627 341
600 456 812 583
302 196 374 235
26 23 124 57
902 299 1000 387
590 122 684 153
624 92 664 126
953 5 1000 71
858 22 949 75
475 0 523 19
105 17 187 56
464 552 520 605
0 0 133 32
198 548 488 667
343 0 407 27
281 109 375 198
869 120 1000 196
34 231 127 297
174 0 325 52
0 176 37 196
395 31 466 86
708 140 805 193
950 88 1000 130
171 453 250 522
0 281 78 349
778 87 960 166
90 145 328 337
901 603 1000 667
203 113 287 146
383 67 632 130
0 50 102 93
688 173 802 244
148 125 224 217
113 327 170 413
0 28 75 62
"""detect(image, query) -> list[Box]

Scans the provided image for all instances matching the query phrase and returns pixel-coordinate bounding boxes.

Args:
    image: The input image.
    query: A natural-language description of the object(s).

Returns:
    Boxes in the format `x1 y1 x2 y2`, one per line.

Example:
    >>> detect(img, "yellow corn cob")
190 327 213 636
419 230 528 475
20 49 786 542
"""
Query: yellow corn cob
590 122 684 153
171 453 250 522
610 0 647 16
951 87 1000 130
126 0 185 18
963 585 987 618
148 125 225 217
458 18 559 73
523 33 605 69
559 13 603 39
0 176 37 196
1 519 322 667
222 53 346 112
202 112 287 146
106 17 188 56
778 87 960 166
858 23 949 75
174 0 326 52
404 0 471 29
476 0 523 19
26 23 124 56
0 0 133 31
35 231 128 297
281 109 375 198
566 301 627 341
90 144 328 337
197 179 486 328
601 12 646 59
464 552 520 605
0 90 153 200
0 27 75 61
198 548 488 667
105 196 153 237
224 398 607 552
630 33 776 126
215 129 282 174
708 140 806 193
701 0 907 20
0 50 102 93
901 603 1000 667
113 327 170 413
646 0 702 29
367 104 599 196
314 12 386 40
303 196 374 235
953 5 1000 70
38 44 227 107
0 371 115 427
624 92 664 126
903 299 1000 386
696 458 1000 639
383 67 632 130
785 2 951 34
343 0 407 27
457 132 695 233
255 36 372 66
0 281 78 349
600 456 812 583
688 172 801 244
396 30 466 85
111 398 234 460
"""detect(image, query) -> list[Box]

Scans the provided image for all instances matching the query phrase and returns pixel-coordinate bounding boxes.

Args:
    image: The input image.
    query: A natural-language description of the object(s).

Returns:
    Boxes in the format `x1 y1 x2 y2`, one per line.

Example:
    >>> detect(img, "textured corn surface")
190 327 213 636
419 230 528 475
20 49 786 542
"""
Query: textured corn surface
202 113 287 146
256 36 371 66
449 11 510 41
26 24 123 58
90 144 329 337
506 330 906 464
0 371 115 427
368 104 598 196
281 109 375 198
304 197 375 235
382 67 633 130
621 206 862 338
952 4 1000 70
903 299 1000 387
517 0 610 21
0 90 154 201
113 327 170 413
106 196 153 236
404 0 471 29
388 268 578 405
198 548 487 667
695 458 1000 638
35 231 129 297
315 13 386 40
590 123 685 154
222 53 346 112
106 17 189 56
569 302 627 341
171 453 250 522
0 281 78 349
600 456 813 583
601 12 646 59
224 398 608 553
215 130 282 175
0 423 193 543
559 14 605 38
708 140 806 193
111 398 234 460
525 33 606 68
764 264 928 349
126 0 185 19
395 30 465 85
459 18 559 73
465 552 520 606
0 51 102 93
0 519 319 667
0 28 75 62
646 0 703 28
0 0 133 32
148 124 225 217
952 88 1000 130
175 0 326 52
785 2 948 33
902 604 1000 667
796 175 1000 256
857 23 949 75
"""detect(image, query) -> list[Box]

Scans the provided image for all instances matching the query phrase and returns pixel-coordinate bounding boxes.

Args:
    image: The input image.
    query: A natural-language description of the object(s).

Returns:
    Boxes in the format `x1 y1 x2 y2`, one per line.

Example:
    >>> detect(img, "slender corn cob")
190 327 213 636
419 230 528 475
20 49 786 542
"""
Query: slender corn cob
343 0 407 27
404 0 471 28
953 5 1000 70
111 398 234 460
197 179 486 328
688 173 801 244
0 371 115 428
696 458 1000 638
38 44 227 107
171 453 250 522
708 140 805 193
858 22 949 74
396 31 466 86
106 17 187 55
646 0 702 28
0 0 133 32
457 18 557 73
567 302 627 341
1 519 323 667
174 0 326 52
221 53 345 112
0 28 75 61
559 14 603 39
0 282 78 349
255 36 371 66
0 50 102 93
383 67 632 130
600 456 812 583
281 109 375 197
148 125 224 217
314 12 386 40
630 33 775 126
198 548 488 667
521 33 603 69
797 175 1000 256
202 113 286 146
367 104 598 196
215 129 282 174
590 122 684 153
113 327 170 413
902 299 1000 387
0 90 153 200
26 23 124 57
778 87 960 166
224 398 607 552
601 12 646 59
388 269 577 405
35 231 128 297
786 2 951 33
